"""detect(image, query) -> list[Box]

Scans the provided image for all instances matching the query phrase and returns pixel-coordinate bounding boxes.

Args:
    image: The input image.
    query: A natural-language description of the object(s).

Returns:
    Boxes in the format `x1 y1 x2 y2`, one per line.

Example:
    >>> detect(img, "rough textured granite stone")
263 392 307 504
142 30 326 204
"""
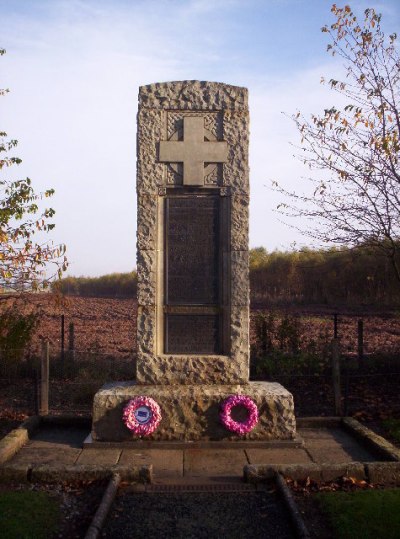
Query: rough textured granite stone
223 111 249 195
136 108 164 194
92 381 296 442
135 303 250 385
136 353 248 386
136 306 156 356
136 250 157 306
139 81 248 111
231 250 250 306
231 195 249 251
137 194 158 251
230 306 250 369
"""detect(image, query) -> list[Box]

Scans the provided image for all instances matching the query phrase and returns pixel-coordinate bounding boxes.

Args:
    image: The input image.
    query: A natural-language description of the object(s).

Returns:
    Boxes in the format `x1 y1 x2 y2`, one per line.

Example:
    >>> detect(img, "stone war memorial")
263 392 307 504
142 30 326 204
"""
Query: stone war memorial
92 81 296 442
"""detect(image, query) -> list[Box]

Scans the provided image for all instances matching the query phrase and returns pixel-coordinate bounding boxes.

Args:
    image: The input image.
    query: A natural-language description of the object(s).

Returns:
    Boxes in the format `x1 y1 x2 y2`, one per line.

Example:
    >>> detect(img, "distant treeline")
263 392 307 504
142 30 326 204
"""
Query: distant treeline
53 272 137 298
250 245 400 306
54 245 400 306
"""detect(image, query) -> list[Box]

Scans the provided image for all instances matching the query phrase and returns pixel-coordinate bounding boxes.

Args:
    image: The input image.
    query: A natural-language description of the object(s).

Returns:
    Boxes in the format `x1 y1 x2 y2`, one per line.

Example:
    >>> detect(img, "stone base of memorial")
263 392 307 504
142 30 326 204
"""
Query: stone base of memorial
91 381 296 442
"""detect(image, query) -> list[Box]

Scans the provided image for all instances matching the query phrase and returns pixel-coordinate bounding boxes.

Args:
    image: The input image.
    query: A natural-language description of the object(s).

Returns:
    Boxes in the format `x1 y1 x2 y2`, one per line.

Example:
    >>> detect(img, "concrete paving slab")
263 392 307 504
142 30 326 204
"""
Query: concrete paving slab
119 449 183 479
306 446 358 464
298 428 344 440
306 445 375 464
299 428 366 448
76 449 121 465
246 448 312 465
301 428 377 463
10 446 81 466
184 449 248 478
2 421 392 485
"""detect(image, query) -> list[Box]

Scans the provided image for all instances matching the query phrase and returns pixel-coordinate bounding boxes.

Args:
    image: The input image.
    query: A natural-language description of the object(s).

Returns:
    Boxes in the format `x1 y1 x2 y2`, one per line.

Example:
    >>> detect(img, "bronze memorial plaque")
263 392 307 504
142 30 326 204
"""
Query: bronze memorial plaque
165 195 220 354
165 314 220 354
165 196 219 304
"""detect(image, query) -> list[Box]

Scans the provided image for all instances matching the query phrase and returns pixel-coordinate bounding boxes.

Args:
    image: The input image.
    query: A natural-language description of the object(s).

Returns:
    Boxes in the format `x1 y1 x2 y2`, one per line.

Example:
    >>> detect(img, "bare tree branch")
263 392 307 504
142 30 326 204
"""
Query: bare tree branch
276 4 400 282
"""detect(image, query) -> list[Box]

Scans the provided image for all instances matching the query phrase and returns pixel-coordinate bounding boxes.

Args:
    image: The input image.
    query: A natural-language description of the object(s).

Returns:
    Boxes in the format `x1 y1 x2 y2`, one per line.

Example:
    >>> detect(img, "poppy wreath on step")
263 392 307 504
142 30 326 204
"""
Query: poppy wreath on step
122 396 162 436
220 394 259 435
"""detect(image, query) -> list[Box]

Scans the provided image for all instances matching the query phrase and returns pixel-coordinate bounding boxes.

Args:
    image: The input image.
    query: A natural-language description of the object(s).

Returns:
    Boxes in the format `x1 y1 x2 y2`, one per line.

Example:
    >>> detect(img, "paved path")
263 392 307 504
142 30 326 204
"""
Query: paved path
9 425 377 482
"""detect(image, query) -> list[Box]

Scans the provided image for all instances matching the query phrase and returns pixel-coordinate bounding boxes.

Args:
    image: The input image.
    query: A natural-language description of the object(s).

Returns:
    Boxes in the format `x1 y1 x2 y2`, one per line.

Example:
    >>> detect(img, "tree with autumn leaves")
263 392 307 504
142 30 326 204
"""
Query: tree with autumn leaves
278 4 400 282
0 49 67 292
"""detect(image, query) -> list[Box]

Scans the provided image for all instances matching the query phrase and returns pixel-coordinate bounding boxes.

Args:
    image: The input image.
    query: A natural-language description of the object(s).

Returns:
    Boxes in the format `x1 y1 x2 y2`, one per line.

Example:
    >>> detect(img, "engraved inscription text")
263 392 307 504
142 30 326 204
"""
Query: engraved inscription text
166 196 219 305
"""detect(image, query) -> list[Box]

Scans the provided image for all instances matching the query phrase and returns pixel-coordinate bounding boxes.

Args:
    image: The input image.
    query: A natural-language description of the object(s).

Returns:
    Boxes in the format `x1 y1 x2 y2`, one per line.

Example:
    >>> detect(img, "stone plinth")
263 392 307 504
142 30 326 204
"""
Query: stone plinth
92 381 296 442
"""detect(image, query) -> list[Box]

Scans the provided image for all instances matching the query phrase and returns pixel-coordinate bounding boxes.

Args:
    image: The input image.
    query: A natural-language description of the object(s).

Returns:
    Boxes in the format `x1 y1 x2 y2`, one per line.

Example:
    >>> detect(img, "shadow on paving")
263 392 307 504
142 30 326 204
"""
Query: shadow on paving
30 425 89 448
102 487 295 539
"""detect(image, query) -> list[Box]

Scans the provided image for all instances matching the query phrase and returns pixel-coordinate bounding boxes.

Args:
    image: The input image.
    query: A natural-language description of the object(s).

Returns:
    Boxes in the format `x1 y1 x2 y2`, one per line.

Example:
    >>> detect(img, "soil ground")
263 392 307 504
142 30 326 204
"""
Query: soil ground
103 484 295 538
0 293 399 360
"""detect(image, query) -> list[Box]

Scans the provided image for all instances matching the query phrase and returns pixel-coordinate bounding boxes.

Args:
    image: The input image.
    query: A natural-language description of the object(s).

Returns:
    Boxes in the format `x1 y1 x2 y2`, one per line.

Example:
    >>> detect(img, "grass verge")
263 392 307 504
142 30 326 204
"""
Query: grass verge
0 490 59 539
382 418 400 443
317 489 400 539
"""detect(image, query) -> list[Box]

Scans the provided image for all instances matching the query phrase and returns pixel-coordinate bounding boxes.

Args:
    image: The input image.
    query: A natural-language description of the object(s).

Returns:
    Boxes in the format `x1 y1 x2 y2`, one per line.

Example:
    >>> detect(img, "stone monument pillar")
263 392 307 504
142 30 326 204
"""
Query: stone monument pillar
92 81 296 441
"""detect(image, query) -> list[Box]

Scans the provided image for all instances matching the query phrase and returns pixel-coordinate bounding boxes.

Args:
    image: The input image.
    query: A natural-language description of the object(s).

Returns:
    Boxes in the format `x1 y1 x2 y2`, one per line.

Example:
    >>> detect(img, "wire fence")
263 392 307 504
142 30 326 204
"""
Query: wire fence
250 310 400 420
48 350 135 413
263 370 400 419
1 311 400 421
0 347 136 415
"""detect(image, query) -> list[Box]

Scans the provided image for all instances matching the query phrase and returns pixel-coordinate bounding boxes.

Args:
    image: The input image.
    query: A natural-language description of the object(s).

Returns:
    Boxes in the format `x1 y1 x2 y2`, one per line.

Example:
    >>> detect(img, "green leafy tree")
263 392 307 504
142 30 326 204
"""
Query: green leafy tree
278 4 400 282
0 49 67 292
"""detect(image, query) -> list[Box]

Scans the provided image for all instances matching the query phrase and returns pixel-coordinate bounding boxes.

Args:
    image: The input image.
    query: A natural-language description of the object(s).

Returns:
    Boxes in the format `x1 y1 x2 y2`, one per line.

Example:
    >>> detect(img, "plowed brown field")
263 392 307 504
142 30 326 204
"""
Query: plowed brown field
0 294 399 359
0 294 136 359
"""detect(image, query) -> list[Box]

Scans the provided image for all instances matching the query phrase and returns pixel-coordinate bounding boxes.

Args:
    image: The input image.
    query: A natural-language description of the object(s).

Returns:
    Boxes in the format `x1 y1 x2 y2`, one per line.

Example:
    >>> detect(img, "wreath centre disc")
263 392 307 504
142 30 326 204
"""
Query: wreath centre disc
122 396 162 436
134 406 153 424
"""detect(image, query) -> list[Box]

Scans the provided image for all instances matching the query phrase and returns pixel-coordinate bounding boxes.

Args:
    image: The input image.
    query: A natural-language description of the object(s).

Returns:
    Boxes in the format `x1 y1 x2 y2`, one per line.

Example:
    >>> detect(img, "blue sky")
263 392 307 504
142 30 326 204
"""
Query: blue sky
1 0 399 276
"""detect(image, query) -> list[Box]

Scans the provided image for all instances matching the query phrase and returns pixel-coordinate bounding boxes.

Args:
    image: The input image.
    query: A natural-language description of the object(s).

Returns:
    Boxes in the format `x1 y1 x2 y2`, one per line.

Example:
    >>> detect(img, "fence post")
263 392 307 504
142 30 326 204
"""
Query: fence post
358 319 364 363
331 338 342 416
343 360 349 416
68 322 75 361
40 340 49 416
333 313 338 338
61 314 65 360
34 368 39 416
60 314 65 377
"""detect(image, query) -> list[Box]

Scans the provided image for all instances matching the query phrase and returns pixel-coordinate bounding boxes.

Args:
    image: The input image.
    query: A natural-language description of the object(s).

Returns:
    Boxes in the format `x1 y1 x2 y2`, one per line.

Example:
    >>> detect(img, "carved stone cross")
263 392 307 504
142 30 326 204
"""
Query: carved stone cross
159 116 228 186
